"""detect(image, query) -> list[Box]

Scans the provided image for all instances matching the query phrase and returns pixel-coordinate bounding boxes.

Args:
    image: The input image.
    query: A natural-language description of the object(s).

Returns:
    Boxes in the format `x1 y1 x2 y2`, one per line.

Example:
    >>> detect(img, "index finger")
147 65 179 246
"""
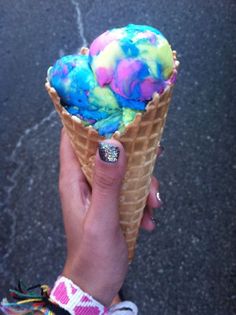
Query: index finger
59 128 85 182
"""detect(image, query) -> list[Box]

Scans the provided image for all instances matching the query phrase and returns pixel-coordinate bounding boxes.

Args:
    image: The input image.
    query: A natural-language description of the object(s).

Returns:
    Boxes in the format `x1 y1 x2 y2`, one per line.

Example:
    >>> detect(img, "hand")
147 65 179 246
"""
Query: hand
60 129 127 306
59 129 163 306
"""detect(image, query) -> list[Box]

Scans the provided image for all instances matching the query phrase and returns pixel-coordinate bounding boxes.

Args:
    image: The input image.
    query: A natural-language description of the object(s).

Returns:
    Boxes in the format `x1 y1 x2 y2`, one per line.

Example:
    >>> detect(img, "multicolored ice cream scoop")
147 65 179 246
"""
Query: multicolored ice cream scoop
48 24 176 137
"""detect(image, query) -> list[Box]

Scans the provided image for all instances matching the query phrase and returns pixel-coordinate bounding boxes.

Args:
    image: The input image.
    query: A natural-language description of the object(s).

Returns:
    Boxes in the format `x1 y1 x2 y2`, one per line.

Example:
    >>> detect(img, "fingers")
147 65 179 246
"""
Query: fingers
141 144 164 231
59 128 85 183
141 176 163 231
140 205 156 231
59 128 90 219
88 140 126 232
147 176 162 208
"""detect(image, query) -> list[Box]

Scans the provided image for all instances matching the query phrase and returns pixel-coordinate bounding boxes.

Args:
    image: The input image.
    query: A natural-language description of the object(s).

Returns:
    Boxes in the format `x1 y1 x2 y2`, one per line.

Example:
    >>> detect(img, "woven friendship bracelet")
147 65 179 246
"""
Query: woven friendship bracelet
50 276 138 315
50 276 109 315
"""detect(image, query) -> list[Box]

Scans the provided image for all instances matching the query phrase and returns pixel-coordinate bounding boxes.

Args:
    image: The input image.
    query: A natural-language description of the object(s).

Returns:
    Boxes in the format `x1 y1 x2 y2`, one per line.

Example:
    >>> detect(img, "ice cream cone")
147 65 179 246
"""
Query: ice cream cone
46 52 179 262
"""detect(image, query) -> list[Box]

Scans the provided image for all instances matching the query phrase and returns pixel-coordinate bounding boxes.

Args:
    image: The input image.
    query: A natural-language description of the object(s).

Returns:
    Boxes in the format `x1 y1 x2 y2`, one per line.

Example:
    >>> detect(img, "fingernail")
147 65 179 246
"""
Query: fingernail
156 192 163 206
99 142 120 163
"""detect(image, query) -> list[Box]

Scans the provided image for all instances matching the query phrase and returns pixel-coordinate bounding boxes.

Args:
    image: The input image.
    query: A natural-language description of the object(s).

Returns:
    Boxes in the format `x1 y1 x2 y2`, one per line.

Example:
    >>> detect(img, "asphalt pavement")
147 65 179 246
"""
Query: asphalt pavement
0 1 236 314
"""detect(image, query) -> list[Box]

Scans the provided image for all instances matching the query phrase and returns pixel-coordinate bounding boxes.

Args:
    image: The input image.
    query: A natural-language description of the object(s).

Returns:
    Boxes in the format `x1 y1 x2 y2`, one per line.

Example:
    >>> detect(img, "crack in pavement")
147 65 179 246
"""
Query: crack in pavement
70 0 88 47
1 0 89 279
2 110 57 261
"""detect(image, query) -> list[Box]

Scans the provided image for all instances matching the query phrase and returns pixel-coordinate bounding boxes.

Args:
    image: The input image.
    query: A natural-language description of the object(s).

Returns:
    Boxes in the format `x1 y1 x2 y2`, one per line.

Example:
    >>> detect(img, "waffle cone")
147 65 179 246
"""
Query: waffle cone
46 52 178 261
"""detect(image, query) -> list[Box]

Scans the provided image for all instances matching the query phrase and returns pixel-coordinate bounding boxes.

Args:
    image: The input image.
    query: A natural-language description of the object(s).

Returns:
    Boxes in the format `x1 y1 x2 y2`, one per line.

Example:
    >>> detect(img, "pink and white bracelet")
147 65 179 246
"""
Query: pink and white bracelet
50 276 138 315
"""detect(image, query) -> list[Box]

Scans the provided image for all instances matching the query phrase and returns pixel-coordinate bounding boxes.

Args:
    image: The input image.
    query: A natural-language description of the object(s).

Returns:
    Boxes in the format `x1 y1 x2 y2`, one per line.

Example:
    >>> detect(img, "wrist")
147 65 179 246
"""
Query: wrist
62 265 115 307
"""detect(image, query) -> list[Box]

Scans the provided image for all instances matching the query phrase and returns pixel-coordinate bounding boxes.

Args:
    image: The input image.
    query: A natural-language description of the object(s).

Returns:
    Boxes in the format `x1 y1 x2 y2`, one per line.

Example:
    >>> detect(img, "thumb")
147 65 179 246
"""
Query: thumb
88 140 126 230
